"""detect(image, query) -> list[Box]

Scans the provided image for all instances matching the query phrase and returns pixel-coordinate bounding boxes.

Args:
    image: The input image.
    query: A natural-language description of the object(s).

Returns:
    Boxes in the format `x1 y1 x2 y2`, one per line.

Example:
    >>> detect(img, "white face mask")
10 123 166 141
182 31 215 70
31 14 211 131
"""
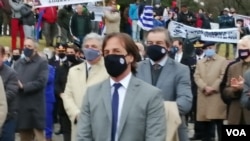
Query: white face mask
155 4 160 8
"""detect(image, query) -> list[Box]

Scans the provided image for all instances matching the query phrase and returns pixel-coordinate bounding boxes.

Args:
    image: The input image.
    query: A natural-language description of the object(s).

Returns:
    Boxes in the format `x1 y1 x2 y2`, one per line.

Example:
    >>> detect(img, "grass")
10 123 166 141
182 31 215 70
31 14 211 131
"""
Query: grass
0 35 235 59
0 35 52 51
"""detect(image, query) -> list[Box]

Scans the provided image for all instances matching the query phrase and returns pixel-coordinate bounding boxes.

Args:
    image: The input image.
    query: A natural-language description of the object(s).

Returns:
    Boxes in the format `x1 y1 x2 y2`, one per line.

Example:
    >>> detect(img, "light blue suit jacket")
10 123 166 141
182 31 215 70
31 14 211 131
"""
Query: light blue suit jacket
76 76 166 141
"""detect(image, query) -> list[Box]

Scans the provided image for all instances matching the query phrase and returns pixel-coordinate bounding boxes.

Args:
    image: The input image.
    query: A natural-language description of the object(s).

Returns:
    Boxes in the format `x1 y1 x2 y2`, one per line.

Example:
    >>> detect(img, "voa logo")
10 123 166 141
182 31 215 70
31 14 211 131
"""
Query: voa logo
226 129 247 136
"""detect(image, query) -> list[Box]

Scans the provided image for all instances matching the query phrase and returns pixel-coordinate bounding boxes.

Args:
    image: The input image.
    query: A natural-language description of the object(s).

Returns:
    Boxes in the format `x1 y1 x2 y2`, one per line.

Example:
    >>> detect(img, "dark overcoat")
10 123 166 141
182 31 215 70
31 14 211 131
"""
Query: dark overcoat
14 54 48 130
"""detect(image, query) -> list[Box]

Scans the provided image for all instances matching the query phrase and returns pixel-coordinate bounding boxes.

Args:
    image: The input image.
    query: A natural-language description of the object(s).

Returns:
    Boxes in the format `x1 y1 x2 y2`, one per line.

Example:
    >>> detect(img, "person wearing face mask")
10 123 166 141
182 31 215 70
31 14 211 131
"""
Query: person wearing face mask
49 44 67 69
153 2 164 17
14 37 49 141
177 4 196 27
190 40 217 141
11 49 21 68
222 36 250 126
61 33 108 141
54 45 82 141
194 40 205 60
194 41 228 141
76 32 166 141
136 27 192 141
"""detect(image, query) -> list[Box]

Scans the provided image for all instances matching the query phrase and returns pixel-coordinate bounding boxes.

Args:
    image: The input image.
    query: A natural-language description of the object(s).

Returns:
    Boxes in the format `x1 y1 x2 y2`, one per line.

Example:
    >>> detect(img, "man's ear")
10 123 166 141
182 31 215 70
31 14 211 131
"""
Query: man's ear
127 55 134 64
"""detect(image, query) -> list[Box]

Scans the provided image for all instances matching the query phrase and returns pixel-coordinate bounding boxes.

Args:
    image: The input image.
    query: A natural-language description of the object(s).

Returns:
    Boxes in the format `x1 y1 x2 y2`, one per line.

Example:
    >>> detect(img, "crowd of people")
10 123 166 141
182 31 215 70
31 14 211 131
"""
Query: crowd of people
0 1 250 141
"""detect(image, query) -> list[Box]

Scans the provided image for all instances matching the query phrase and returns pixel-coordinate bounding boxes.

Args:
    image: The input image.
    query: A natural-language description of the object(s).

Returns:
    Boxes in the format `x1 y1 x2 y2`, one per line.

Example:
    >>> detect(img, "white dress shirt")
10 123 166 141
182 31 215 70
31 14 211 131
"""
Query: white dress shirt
86 61 92 70
55 55 67 62
196 53 205 60
175 52 183 63
149 55 168 66
110 72 132 141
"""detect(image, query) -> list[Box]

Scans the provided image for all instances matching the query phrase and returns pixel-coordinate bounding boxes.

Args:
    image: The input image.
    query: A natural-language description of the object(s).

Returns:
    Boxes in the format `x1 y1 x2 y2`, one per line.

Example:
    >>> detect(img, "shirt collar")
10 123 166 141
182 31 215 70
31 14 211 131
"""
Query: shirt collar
55 55 67 61
86 61 91 70
196 53 205 59
110 73 132 89
149 55 168 66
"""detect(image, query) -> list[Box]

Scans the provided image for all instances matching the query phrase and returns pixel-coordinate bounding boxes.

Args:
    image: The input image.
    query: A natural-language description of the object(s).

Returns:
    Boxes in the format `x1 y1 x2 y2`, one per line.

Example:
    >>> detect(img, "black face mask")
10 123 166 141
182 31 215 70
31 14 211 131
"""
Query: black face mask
104 54 127 77
67 54 77 63
238 49 250 60
12 55 20 61
195 48 203 56
146 45 167 61
58 53 66 59
169 46 178 55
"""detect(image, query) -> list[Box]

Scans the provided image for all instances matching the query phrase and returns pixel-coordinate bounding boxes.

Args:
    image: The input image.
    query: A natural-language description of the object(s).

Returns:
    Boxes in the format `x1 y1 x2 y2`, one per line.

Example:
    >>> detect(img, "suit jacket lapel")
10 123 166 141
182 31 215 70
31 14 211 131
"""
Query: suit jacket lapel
156 58 173 87
118 76 140 139
238 61 243 72
102 79 112 122
142 60 153 84
76 63 86 85
88 58 104 78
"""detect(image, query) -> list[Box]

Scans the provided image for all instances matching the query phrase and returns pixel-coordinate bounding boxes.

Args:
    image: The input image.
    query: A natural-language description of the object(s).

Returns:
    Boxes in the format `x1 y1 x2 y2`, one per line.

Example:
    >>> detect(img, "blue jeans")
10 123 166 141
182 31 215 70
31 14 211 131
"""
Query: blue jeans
0 118 16 141
77 36 84 48
45 102 54 139
132 20 140 41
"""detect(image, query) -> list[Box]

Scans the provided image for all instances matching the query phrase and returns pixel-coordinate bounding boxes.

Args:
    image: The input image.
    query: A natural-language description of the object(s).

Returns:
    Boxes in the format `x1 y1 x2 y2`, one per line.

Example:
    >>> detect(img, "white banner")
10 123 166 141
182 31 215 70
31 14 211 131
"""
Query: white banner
233 14 250 27
34 0 102 8
86 5 111 21
210 22 219 29
168 21 240 43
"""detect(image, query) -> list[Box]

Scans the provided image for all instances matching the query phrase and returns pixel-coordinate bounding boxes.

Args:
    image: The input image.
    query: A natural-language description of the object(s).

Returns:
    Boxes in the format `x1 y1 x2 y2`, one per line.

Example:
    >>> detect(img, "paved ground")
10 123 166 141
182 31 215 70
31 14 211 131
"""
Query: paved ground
15 123 218 141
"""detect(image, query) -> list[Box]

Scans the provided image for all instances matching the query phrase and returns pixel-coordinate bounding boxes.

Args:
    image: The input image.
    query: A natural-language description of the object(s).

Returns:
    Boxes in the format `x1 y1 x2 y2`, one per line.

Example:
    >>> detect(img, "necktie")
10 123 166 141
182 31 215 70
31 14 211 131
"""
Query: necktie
152 64 162 86
111 83 122 141
153 63 161 70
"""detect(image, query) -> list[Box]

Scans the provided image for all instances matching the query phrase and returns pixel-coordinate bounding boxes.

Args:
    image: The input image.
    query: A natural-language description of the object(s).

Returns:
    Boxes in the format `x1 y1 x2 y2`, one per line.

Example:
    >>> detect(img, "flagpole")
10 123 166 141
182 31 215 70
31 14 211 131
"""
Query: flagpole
103 0 105 6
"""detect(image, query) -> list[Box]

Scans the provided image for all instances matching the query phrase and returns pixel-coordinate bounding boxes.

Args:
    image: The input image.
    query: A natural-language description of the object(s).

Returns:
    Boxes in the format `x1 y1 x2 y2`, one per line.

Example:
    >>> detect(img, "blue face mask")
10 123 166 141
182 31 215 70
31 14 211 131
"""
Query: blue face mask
23 48 34 58
204 49 215 57
170 46 178 54
83 48 101 61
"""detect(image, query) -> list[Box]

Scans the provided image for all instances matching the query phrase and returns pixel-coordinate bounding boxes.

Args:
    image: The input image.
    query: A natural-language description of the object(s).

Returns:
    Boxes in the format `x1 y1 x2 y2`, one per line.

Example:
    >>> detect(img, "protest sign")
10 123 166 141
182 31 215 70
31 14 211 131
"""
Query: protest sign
34 0 102 8
201 28 239 43
168 21 239 43
86 5 111 21
210 22 219 29
233 14 250 27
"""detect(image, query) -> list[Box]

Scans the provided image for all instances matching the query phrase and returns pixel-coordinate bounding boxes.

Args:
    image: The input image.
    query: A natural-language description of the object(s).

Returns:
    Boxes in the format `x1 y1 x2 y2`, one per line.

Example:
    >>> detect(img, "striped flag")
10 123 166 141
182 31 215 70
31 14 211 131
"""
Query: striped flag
35 8 45 41
137 5 154 31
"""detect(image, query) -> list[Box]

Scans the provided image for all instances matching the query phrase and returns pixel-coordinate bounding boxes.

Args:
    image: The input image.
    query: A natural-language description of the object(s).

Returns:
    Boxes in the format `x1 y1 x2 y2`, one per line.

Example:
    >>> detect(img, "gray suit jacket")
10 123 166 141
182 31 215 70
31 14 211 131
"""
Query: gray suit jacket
241 70 250 110
136 58 193 141
136 58 193 115
76 76 166 141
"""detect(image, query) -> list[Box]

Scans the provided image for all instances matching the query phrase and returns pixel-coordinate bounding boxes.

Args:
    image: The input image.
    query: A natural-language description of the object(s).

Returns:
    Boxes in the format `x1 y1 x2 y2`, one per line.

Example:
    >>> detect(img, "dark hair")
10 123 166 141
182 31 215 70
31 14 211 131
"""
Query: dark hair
12 48 21 53
146 27 172 47
102 33 140 74
236 19 244 23
0 45 5 56
67 44 79 53
172 37 183 46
